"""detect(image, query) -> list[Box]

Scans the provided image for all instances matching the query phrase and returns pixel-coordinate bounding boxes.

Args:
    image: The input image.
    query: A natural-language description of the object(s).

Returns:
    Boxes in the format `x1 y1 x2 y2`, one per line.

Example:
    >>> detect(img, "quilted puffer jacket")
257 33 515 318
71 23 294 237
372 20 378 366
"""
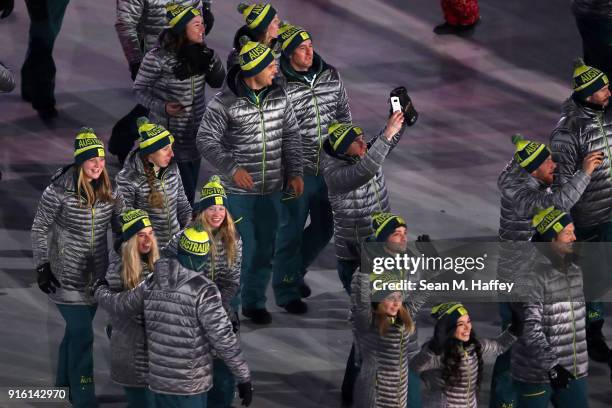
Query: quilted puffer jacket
95 256 251 395
105 250 149 387
498 160 590 242
511 248 588 383
572 0 612 18
196 65 303 195
322 128 403 260
410 331 515 408
115 0 208 66
115 149 192 248
550 96 612 228
350 269 421 408
133 34 225 162
31 165 122 305
279 53 351 176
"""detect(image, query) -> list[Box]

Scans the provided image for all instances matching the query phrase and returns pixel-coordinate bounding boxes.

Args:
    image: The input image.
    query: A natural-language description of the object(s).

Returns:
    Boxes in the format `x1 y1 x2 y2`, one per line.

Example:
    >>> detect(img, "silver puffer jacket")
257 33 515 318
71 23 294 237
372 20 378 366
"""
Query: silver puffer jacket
572 0 612 18
105 250 149 387
31 165 122 305
550 96 612 228
133 36 225 162
0 62 15 93
196 66 303 195
410 331 515 408
498 160 590 242
162 230 241 316
511 250 588 383
115 0 208 66
349 269 423 408
322 128 403 260
116 150 192 248
95 257 251 395
279 53 352 176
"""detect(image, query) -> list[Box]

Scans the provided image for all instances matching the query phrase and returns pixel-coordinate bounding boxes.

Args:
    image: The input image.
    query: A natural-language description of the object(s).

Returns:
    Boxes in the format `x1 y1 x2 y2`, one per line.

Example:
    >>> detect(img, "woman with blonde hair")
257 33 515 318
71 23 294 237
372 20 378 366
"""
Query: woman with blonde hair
31 128 122 407
116 117 192 249
105 209 159 407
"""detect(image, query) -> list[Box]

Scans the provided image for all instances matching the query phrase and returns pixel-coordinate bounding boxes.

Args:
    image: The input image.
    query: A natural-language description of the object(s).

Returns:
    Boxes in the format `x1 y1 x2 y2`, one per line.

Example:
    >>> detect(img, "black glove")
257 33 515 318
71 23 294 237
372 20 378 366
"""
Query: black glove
548 364 574 389
231 313 240 334
130 62 141 81
37 263 61 294
0 0 14 18
428 324 447 355
237 381 253 406
202 5 214 35
416 235 439 258
508 302 524 337
90 277 109 298
174 44 214 80
389 86 418 126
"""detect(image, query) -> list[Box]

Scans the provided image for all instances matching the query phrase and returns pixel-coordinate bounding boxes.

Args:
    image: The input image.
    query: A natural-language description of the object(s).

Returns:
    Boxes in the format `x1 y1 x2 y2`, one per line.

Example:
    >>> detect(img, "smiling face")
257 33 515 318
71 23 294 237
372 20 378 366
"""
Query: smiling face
81 157 106 181
204 205 227 229
453 314 472 342
552 223 576 255
136 227 155 254
380 292 402 316
386 226 408 253
186 15 204 44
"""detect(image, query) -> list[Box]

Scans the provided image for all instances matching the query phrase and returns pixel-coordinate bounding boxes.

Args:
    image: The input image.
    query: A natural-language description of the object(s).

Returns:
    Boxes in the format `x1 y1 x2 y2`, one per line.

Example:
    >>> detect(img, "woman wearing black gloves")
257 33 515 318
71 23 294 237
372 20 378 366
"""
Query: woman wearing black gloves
31 128 122 407
411 302 519 407
134 3 225 203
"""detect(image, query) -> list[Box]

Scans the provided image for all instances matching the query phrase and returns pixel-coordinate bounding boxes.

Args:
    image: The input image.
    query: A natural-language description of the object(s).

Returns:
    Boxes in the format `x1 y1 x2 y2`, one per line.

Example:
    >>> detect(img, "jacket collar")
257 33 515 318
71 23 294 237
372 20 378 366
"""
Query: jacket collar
280 52 326 85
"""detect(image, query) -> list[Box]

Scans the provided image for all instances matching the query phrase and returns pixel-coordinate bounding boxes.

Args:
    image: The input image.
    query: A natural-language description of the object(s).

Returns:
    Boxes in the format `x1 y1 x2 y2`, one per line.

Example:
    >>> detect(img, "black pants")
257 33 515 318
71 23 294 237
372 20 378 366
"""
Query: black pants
575 15 612 78
21 0 70 110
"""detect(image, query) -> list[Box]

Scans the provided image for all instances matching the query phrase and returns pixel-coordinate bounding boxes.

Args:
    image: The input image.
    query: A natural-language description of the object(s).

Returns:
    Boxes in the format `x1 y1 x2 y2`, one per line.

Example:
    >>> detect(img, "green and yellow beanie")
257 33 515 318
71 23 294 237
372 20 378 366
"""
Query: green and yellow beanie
372 212 407 243
328 123 363 155
74 127 105 165
137 117 174 155
237 2 277 36
195 175 227 211
278 23 311 57
166 3 201 34
431 302 469 334
533 206 573 241
238 41 274 77
120 209 152 242
178 227 211 257
573 58 609 101
511 134 550 173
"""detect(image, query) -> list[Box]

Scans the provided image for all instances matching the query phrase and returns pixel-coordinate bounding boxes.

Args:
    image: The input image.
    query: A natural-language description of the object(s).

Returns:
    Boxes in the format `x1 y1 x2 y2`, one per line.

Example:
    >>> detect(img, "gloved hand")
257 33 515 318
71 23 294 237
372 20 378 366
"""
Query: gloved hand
548 364 575 389
202 5 214 35
174 44 214 80
90 277 109 298
428 324 447 355
0 0 14 19
237 381 253 406
130 62 141 81
231 313 240 334
508 302 524 337
389 86 418 126
37 263 61 294
416 235 439 258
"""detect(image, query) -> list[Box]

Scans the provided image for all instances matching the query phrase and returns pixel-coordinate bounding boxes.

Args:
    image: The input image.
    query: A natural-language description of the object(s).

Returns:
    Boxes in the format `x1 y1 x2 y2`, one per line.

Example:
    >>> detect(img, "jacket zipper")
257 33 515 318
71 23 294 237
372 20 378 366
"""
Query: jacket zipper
370 178 383 211
160 171 172 238
596 115 612 181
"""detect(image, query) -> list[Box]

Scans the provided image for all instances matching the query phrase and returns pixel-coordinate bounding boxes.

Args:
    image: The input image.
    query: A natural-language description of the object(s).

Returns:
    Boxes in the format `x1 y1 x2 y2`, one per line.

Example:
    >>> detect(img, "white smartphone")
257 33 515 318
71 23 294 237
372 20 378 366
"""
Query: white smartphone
390 96 402 112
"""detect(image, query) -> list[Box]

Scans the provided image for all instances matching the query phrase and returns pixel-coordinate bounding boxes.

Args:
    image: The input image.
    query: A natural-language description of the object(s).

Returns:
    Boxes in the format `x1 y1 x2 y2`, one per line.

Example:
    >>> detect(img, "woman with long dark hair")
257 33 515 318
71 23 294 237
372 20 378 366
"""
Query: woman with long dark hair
31 128 122 407
411 303 519 407
133 2 225 203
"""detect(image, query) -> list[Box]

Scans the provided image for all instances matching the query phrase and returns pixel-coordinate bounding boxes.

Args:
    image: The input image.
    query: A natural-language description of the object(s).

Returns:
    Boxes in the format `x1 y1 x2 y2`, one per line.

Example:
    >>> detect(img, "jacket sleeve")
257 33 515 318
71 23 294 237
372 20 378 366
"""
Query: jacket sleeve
197 284 251 383
335 75 352 124
196 99 239 177
409 342 443 373
205 52 226 89
133 51 167 117
105 253 124 292
115 0 145 66
513 170 591 216
175 176 193 227
31 185 63 267
95 280 146 318
323 136 392 194
111 193 126 235
115 169 137 210
480 329 516 357
282 98 303 179
551 128 581 189
161 231 181 257
349 271 372 333
522 302 559 371
0 62 16 93
216 238 242 312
